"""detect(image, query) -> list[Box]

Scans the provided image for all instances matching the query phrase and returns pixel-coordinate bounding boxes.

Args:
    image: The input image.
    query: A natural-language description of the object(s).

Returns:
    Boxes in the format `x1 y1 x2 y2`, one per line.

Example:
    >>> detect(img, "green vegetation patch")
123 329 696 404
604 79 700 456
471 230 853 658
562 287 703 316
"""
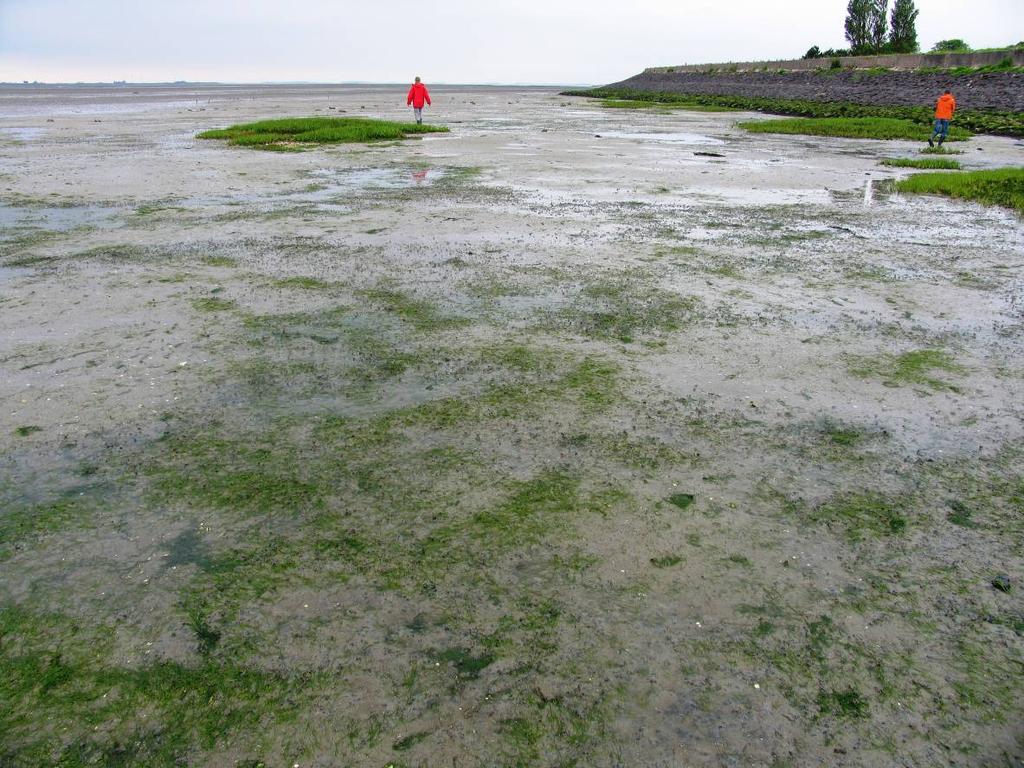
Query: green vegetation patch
411 472 599 582
495 692 610 766
557 277 698 343
849 348 967 391
197 117 448 150
14 425 42 437
947 500 978 528
149 431 323 519
894 167 1024 215
807 492 908 542
817 687 870 719
650 554 683 568
0 497 93 560
436 647 496 680
272 276 338 290
881 157 961 170
361 286 469 332
192 296 237 312
823 425 864 447
573 432 691 470
667 493 695 511
242 306 349 345
0 605 306 766
738 117 971 141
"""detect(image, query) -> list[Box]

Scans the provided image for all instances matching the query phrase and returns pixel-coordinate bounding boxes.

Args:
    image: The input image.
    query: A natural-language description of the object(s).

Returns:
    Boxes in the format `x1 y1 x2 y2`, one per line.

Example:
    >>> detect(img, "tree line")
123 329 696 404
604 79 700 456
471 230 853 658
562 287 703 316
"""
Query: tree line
804 0 918 59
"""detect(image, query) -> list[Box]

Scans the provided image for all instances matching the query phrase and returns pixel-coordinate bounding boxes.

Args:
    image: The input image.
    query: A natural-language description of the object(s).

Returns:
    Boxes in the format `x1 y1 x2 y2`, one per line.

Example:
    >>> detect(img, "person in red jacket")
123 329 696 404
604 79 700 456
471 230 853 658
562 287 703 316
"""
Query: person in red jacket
928 89 956 148
406 76 431 125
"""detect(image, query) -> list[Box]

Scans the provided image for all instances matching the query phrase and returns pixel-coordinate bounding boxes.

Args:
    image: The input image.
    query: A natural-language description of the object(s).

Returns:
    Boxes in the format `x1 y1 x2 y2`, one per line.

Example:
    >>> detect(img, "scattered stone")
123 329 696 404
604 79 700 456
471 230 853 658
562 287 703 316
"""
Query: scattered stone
992 574 1012 593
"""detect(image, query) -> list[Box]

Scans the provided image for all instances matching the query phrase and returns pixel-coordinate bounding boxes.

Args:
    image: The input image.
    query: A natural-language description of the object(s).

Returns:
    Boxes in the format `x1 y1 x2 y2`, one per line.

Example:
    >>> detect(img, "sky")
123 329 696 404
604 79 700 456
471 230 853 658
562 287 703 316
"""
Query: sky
1 0 1021 85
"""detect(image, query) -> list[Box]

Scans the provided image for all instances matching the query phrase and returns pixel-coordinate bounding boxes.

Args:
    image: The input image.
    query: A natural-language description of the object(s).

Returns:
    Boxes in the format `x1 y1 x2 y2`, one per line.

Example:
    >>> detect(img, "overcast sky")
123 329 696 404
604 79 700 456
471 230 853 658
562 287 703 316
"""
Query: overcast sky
1 0 1020 85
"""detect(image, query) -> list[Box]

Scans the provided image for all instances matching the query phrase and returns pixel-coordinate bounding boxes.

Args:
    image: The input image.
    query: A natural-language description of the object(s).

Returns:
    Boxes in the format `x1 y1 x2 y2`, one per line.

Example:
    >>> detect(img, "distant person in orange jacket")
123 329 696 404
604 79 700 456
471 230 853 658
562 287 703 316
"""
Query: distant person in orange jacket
929 90 956 148
407 76 431 125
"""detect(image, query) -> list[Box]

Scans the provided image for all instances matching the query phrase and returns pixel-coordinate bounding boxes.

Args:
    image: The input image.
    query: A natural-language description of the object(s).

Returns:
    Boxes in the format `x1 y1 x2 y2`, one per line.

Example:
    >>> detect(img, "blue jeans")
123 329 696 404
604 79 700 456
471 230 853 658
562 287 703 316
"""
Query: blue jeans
932 119 949 138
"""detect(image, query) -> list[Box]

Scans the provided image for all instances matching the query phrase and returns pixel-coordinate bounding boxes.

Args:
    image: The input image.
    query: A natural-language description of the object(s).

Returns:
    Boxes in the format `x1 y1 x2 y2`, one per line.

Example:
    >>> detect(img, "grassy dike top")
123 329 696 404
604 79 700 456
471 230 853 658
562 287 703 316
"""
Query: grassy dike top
197 117 448 150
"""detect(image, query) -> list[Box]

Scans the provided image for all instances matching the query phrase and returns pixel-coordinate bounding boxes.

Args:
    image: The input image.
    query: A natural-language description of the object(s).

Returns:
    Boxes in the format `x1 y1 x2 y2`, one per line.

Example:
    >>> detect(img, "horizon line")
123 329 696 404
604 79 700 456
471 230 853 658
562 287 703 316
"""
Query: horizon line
0 80 597 88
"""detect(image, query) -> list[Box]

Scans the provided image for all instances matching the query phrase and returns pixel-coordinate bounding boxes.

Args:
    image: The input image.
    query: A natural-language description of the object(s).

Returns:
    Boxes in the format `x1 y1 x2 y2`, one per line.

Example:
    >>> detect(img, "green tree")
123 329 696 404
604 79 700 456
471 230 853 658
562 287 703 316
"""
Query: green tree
931 39 970 53
870 0 890 51
889 0 920 53
844 0 873 53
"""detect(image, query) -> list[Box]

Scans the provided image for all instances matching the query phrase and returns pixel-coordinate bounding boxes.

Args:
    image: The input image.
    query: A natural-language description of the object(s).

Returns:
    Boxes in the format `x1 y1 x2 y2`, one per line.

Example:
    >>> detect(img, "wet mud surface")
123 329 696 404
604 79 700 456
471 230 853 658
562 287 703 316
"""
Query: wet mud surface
1 84 1023 767
607 69 1024 113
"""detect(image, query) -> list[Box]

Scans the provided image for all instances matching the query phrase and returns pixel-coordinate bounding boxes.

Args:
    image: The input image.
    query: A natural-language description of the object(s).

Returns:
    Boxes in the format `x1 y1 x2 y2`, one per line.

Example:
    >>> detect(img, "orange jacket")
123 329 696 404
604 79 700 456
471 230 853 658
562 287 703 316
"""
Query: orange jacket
935 93 956 120
407 82 431 109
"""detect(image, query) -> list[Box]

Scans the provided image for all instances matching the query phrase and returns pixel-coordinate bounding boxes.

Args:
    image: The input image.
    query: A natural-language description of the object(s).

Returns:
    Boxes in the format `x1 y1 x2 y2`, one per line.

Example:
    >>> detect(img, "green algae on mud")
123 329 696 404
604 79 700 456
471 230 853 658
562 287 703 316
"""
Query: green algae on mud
554 275 699 343
6 85 1024 767
360 286 469 332
848 348 967 391
0 604 309 767
806 492 909 542
271 276 339 290
191 296 237 312
197 117 448 150
0 498 93 561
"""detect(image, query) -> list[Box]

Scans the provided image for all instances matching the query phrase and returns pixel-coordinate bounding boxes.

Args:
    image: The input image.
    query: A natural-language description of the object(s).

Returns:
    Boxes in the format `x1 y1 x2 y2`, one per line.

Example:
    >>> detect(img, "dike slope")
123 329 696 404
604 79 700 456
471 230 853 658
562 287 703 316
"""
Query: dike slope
602 69 1024 113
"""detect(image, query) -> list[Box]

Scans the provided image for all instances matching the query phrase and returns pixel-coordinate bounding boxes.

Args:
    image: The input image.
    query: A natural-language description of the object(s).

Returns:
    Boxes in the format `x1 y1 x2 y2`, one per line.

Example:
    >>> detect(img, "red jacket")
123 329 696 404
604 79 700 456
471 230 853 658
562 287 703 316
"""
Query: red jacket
407 82 431 109
935 93 956 120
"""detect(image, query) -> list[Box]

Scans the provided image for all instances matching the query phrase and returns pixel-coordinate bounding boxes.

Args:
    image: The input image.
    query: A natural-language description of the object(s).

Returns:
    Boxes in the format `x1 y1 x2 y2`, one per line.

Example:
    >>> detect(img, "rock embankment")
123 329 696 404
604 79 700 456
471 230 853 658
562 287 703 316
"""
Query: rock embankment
605 70 1024 113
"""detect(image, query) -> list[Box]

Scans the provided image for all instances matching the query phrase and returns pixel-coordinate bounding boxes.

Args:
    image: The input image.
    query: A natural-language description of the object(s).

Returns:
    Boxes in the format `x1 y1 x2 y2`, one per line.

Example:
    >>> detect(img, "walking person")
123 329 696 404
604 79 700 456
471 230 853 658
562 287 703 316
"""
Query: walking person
928 89 956 148
406 76 431 125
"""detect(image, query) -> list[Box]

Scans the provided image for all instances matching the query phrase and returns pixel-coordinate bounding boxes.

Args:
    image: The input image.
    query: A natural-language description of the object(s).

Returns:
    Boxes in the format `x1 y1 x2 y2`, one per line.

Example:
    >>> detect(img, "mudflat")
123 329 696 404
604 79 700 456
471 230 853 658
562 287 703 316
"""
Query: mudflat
1 84 1023 767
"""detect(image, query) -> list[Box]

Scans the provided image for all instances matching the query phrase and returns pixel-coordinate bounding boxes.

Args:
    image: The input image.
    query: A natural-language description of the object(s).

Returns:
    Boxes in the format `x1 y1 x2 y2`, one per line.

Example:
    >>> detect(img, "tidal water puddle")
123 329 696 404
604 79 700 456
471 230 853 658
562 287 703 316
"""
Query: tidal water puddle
598 131 726 145
693 187 833 206
174 167 447 214
0 126 48 142
0 201 125 238
308 166 444 192
0 265 32 282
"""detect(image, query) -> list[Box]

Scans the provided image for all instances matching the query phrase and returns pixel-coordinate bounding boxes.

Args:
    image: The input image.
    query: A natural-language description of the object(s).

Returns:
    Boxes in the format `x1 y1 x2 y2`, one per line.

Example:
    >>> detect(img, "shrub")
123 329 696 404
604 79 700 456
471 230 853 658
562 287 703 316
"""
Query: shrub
930 39 970 53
